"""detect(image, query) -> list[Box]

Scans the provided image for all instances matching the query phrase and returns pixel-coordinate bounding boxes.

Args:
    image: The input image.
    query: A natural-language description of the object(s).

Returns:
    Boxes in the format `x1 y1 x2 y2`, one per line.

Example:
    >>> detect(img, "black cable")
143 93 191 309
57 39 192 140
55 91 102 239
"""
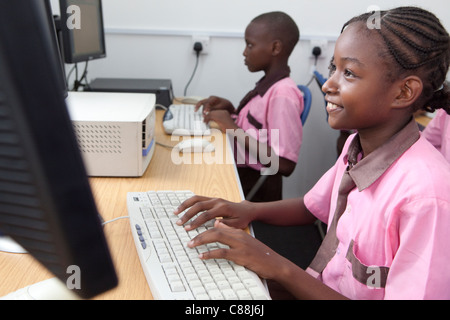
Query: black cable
306 47 321 87
69 61 90 91
75 63 79 88
79 61 91 90
184 52 200 96
66 64 76 87
183 42 203 96
306 74 315 87
78 61 89 85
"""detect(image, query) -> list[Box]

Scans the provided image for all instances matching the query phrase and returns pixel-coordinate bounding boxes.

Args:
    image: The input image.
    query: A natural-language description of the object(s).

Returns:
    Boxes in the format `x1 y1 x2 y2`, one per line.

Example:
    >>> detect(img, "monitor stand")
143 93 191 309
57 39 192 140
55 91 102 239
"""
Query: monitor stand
0 236 27 254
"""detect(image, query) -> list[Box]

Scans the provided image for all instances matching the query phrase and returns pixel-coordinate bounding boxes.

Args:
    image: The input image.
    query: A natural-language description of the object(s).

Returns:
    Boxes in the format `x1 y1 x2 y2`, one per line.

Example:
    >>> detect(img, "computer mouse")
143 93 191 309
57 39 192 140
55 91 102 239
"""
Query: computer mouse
175 138 215 153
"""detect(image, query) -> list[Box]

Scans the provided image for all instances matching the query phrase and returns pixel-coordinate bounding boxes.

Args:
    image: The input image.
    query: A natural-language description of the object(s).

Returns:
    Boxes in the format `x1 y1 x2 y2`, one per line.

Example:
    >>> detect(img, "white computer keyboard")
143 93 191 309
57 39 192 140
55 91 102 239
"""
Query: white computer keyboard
162 104 211 136
127 190 271 300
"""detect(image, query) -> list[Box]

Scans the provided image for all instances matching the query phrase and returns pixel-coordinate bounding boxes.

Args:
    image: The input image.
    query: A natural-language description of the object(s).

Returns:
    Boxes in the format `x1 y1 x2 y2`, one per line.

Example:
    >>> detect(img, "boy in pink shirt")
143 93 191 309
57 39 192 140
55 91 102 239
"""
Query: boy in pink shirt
176 7 450 299
196 11 303 202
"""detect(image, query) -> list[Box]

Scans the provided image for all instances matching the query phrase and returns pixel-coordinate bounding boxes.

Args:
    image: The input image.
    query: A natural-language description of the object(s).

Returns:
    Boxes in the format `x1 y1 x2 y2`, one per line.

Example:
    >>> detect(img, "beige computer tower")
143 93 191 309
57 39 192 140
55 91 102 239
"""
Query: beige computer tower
66 91 156 177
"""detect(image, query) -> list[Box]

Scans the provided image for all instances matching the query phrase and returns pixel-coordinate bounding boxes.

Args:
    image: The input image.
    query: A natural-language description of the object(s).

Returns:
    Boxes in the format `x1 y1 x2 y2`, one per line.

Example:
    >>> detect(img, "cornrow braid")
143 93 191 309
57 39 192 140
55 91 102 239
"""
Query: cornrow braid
343 6 450 114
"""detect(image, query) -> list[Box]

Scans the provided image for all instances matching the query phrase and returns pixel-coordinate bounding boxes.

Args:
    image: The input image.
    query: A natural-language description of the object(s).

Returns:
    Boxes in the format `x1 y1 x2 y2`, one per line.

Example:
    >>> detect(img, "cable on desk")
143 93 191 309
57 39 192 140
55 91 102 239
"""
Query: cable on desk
102 216 129 226
155 141 175 149
154 104 167 110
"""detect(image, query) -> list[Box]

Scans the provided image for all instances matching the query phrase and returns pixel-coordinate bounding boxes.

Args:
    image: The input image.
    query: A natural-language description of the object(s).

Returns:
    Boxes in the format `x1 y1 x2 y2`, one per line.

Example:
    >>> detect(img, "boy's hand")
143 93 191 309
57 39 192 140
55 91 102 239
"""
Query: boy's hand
203 110 239 132
195 96 234 114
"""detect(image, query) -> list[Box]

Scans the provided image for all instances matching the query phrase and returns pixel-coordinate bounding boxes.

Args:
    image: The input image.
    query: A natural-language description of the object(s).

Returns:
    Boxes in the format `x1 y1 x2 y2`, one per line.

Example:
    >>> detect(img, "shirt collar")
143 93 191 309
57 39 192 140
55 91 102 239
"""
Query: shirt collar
254 66 291 97
235 66 291 114
344 117 420 191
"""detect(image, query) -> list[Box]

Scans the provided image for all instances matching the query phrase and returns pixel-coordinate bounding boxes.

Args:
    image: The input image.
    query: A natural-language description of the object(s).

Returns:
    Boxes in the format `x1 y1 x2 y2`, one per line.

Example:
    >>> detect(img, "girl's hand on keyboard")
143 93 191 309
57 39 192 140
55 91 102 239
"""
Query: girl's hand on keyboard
187 220 287 281
174 196 256 231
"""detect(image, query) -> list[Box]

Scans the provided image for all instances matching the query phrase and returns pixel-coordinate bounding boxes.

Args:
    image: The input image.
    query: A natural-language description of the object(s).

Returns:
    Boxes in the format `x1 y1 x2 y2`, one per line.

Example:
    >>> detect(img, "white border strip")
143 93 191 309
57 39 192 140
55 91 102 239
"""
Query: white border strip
105 27 338 41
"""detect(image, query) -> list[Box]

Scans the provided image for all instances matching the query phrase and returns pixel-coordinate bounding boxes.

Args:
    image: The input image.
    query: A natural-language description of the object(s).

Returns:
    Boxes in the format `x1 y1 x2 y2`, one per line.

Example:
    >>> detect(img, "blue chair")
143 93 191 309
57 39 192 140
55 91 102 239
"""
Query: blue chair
313 70 327 92
298 85 312 125
312 70 329 120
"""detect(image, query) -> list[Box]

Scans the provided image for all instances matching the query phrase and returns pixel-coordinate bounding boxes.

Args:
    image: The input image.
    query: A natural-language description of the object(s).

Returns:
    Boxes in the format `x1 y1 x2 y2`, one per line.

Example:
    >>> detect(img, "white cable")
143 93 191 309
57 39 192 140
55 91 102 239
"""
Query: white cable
102 215 129 226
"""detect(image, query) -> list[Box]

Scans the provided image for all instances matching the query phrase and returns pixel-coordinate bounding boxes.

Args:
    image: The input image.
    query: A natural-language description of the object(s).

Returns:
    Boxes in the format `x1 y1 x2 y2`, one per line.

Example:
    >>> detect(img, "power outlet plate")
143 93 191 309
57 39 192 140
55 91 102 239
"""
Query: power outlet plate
310 39 328 59
192 35 210 55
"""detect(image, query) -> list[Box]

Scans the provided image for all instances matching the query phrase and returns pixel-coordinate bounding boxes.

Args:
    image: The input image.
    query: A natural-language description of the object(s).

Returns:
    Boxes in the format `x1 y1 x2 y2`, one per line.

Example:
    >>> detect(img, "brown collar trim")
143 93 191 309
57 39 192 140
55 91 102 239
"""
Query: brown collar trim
345 118 420 191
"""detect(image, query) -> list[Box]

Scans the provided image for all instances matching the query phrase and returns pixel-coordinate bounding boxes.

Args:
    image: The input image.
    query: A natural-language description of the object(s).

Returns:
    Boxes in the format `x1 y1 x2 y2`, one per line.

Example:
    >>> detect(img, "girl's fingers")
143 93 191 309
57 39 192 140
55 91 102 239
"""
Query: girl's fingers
188 221 250 260
175 197 240 231
174 195 213 226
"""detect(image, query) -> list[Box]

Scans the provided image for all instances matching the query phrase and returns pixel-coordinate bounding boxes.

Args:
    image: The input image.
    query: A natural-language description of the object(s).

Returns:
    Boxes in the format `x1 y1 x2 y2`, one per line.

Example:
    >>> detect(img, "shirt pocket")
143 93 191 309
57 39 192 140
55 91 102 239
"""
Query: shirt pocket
246 111 263 130
345 240 390 289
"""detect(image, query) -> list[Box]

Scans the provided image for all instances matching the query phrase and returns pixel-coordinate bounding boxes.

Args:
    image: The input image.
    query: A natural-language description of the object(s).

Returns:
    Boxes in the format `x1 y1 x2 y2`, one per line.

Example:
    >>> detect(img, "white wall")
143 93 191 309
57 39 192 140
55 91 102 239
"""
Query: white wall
51 0 450 199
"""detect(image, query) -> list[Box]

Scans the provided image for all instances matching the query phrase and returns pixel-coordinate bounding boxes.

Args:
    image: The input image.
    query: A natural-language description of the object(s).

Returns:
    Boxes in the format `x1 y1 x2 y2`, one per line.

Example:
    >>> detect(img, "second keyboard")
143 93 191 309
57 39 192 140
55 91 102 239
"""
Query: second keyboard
162 104 211 136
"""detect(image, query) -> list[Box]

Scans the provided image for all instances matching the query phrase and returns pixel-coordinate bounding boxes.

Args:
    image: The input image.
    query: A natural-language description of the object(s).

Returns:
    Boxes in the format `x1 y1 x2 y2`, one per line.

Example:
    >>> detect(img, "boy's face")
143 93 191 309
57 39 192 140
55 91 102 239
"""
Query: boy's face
243 21 275 73
322 23 401 132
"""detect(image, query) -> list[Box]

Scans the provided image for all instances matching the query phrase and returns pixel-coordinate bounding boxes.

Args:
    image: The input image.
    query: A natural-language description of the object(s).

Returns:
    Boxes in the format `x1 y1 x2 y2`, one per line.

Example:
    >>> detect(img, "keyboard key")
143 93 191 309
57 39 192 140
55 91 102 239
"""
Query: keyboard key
170 280 185 292
223 288 238 300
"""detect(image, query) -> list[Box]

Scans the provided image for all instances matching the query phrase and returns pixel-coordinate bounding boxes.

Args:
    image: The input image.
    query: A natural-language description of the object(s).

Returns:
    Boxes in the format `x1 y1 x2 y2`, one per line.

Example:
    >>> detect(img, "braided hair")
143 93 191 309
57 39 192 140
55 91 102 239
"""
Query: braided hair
342 6 450 114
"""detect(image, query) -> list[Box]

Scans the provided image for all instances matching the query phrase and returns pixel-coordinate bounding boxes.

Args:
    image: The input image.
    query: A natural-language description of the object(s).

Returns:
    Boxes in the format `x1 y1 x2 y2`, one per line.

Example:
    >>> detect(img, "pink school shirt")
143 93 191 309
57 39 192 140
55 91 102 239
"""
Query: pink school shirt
422 109 450 163
234 77 303 171
304 119 450 299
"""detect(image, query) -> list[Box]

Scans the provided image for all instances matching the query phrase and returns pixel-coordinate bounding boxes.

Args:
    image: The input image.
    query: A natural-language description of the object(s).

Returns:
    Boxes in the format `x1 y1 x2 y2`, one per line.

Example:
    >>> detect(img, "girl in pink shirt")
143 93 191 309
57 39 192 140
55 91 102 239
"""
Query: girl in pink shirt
175 6 450 299
423 107 450 162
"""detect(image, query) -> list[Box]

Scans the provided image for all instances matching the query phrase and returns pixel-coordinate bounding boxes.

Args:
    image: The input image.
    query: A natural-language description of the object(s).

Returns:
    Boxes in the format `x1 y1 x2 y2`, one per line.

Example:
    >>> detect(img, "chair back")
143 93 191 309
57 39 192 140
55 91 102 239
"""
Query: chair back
298 85 312 125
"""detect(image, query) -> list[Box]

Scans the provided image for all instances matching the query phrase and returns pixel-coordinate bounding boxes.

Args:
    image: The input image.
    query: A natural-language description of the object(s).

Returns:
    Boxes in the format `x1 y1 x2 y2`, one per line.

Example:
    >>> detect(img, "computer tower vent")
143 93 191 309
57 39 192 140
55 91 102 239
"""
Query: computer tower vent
72 123 123 154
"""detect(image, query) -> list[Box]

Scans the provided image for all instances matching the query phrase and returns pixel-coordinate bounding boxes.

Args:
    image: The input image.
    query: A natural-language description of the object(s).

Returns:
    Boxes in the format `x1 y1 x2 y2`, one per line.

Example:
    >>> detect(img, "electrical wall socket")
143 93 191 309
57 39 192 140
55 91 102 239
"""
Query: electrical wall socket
310 39 328 58
192 35 210 55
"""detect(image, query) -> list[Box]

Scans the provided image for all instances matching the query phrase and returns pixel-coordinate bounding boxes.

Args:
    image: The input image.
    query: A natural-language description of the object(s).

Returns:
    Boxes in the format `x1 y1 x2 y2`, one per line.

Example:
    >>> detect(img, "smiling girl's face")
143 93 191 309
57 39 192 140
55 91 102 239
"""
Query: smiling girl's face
322 22 404 133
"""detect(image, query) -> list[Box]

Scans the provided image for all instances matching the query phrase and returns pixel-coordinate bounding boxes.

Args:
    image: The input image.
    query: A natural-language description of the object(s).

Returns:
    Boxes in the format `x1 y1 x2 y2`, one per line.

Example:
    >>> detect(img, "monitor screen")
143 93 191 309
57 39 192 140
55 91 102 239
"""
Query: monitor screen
59 0 106 64
0 0 117 299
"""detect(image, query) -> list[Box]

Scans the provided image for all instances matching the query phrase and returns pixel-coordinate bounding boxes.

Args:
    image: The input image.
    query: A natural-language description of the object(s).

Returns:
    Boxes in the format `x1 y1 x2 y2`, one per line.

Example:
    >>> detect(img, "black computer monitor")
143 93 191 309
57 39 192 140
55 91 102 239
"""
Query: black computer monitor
0 1 117 299
44 0 69 97
59 0 106 64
